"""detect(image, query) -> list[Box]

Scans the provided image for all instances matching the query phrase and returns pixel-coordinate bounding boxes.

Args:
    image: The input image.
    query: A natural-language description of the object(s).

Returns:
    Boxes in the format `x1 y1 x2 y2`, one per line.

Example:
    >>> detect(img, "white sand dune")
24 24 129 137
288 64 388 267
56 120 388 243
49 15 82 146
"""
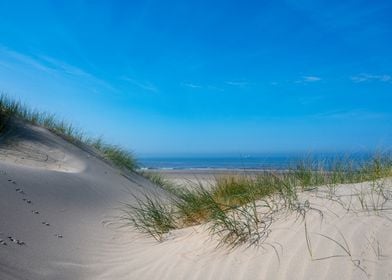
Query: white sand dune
1 124 392 280
0 122 85 173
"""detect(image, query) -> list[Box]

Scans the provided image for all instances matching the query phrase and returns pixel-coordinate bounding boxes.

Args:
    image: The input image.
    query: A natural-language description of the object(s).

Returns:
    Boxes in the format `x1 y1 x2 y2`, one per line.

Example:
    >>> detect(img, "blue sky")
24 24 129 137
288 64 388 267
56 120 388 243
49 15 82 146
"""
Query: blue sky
0 0 391 156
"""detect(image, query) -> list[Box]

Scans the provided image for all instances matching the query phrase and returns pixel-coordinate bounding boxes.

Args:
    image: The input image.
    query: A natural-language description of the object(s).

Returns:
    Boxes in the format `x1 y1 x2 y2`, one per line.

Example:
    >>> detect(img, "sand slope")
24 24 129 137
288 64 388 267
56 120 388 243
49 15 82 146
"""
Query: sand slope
0 123 159 280
1 124 392 280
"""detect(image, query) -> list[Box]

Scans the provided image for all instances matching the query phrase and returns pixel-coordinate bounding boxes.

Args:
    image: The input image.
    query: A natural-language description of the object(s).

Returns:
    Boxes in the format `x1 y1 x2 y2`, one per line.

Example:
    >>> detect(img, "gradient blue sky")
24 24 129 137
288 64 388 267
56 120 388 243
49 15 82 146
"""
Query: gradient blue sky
0 0 391 156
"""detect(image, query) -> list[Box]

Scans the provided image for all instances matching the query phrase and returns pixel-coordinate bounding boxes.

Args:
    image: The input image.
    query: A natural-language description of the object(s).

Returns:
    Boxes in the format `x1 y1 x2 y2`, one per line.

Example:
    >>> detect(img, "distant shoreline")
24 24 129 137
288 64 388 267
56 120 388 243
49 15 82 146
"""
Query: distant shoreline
137 152 376 172
138 167 288 172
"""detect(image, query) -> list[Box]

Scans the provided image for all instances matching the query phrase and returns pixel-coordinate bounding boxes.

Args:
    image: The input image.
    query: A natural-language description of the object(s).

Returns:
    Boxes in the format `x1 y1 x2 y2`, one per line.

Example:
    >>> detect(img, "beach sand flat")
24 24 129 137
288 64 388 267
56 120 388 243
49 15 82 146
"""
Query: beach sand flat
1 124 392 279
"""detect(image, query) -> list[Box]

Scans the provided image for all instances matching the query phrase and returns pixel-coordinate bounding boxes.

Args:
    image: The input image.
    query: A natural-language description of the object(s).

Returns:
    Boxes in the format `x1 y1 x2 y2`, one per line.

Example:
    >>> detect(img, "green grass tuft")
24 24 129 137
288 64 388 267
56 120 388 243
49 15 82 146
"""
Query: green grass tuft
0 94 137 171
122 194 177 242
130 154 392 248
89 138 138 171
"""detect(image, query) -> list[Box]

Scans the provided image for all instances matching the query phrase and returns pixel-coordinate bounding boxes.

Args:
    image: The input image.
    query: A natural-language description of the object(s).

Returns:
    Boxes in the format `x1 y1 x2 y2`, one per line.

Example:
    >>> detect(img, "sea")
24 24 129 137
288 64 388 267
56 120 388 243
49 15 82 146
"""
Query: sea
138 152 375 171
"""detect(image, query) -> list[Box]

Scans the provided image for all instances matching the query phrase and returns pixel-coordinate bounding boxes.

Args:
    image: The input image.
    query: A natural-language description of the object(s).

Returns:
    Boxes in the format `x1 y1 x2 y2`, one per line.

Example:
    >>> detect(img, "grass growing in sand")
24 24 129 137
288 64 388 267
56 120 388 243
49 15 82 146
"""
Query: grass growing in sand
0 94 137 171
122 194 177 242
126 154 392 248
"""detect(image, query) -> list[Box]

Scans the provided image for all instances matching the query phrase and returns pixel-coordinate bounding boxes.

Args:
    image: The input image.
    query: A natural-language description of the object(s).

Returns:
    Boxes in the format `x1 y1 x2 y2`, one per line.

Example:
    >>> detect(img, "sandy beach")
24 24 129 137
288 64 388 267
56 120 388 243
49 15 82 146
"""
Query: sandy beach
145 169 270 188
1 0 391 278
0 123 391 279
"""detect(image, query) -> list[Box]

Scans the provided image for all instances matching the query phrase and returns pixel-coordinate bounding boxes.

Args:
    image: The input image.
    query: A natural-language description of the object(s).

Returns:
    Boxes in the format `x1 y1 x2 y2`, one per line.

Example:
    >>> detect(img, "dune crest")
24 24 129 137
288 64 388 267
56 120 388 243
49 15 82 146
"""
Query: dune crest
0 123 85 173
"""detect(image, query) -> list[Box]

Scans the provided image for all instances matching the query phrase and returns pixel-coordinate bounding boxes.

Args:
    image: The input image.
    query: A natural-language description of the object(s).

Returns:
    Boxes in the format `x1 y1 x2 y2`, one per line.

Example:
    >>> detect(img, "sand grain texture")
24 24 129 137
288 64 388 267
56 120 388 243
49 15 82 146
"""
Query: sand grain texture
1 124 392 280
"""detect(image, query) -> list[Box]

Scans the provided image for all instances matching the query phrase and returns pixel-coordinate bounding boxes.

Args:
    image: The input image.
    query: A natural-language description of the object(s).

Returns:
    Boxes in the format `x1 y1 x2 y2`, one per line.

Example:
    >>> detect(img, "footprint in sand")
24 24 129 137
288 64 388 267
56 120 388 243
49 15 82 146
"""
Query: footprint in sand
8 180 53 237
7 179 17 184
7 236 25 246
15 188 25 194
22 198 32 204
8 181 53 237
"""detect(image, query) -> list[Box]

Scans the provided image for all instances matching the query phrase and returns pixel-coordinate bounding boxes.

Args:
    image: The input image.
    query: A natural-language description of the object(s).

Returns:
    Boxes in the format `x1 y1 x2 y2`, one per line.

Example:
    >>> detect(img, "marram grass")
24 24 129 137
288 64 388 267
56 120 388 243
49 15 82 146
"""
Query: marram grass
122 194 177 242
128 155 392 247
0 94 137 171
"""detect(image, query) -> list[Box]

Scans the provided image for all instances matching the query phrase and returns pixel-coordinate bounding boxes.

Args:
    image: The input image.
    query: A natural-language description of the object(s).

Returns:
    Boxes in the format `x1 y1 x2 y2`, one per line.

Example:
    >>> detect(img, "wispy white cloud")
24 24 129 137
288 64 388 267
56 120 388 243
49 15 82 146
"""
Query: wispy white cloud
39 55 92 78
303 76 322 82
182 82 202 89
0 45 116 92
350 73 392 83
294 76 322 84
0 46 53 73
225 81 249 87
181 79 251 90
37 55 116 91
122 77 158 92
181 82 225 92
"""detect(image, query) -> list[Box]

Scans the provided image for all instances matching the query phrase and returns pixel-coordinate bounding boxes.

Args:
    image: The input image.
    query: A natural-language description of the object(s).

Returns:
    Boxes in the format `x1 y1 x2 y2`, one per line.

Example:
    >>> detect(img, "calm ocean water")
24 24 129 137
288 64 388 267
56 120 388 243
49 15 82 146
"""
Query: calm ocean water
138 152 373 170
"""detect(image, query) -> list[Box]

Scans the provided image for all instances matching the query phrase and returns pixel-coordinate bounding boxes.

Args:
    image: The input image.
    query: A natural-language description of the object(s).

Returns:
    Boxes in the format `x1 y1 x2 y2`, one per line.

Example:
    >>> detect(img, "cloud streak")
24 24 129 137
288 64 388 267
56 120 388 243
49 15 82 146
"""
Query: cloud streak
294 76 322 84
0 45 116 92
122 77 158 92
0 46 53 73
302 76 322 82
225 81 249 87
181 82 224 91
351 73 391 83
182 82 202 89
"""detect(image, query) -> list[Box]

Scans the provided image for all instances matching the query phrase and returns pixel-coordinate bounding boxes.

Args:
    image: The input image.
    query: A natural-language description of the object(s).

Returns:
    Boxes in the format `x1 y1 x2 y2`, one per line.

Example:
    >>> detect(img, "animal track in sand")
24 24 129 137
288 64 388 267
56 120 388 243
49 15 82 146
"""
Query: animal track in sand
4 176 59 244
15 188 25 194
7 236 25 246
3 175 60 247
22 198 32 204
7 179 16 184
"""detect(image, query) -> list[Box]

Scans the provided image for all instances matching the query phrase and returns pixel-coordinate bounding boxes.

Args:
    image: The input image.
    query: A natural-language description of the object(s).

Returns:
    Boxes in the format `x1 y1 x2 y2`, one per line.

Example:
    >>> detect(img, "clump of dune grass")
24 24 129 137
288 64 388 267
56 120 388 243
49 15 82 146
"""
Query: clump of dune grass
0 94 18 133
288 154 392 189
208 194 274 249
360 155 392 181
291 159 327 189
174 183 218 225
213 175 259 205
122 194 177 242
0 94 137 171
1 94 85 141
127 154 392 248
89 138 138 171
